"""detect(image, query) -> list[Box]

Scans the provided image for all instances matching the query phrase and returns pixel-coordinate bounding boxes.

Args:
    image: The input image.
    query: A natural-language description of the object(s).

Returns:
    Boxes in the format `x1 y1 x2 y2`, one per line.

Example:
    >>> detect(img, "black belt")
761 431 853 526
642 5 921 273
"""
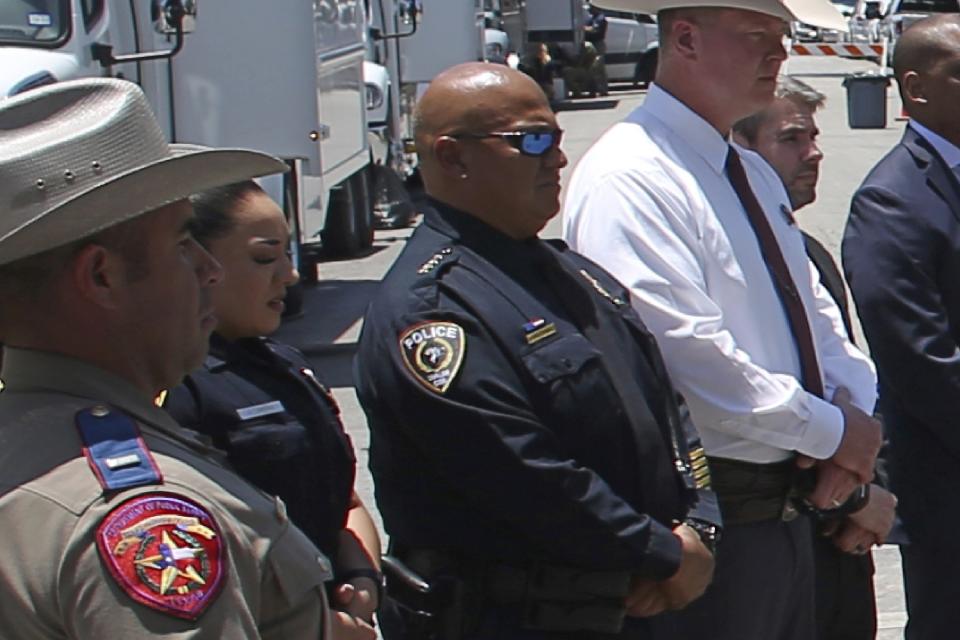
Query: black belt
394 549 630 634
708 457 799 525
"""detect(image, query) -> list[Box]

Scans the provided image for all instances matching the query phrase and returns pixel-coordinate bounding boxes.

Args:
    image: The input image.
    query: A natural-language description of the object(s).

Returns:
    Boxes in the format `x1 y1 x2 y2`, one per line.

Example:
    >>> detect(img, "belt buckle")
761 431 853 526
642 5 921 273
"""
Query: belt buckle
781 499 800 522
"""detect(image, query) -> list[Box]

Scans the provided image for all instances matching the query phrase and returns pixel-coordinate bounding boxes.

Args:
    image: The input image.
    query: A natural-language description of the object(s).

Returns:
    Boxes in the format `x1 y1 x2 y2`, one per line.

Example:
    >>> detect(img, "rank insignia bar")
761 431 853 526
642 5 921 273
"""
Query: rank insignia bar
523 318 557 345
96 493 225 620
399 321 466 394
689 446 712 489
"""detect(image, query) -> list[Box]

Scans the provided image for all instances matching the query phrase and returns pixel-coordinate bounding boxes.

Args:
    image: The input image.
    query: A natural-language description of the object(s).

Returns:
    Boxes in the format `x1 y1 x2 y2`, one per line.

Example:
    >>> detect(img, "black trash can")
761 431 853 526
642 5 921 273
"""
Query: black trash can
842 72 891 129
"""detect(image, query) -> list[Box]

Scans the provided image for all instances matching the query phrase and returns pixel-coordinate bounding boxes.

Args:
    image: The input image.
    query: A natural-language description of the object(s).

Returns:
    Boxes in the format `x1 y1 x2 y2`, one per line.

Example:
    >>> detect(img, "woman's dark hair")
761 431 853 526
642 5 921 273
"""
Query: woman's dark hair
188 180 266 248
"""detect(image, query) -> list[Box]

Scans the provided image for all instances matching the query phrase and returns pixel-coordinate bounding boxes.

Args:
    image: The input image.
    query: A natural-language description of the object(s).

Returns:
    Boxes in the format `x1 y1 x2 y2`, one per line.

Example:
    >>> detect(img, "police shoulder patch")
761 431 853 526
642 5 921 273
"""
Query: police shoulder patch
96 492 225 620
399 321 466 394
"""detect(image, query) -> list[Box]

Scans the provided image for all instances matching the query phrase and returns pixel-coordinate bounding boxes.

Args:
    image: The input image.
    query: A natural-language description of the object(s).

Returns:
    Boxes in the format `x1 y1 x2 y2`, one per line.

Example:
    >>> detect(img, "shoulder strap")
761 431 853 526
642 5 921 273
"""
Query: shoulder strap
75 405 163 492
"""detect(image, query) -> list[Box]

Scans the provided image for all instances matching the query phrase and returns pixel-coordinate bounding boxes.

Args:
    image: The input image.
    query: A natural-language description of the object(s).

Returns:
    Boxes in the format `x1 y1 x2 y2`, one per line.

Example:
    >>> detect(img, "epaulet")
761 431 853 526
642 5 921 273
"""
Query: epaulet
202 354 227 372
416 246 456 276
543 238 570 251
75 405 163 492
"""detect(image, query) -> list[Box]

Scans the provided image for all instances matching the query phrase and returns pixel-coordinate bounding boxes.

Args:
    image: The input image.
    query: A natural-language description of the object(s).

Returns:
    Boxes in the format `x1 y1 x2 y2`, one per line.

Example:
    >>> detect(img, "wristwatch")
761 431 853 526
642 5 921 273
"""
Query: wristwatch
684 518 721 555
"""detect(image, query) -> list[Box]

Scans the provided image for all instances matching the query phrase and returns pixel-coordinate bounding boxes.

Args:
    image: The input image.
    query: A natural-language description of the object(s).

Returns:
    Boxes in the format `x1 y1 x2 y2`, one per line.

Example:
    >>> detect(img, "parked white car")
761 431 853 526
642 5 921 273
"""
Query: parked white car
592 8 659 84
881 0 958 52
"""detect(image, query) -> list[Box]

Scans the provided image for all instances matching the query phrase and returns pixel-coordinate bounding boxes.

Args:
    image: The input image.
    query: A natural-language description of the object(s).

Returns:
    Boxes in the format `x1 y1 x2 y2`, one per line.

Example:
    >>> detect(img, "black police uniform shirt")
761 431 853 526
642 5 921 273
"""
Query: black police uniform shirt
165 335 356 561
356 198 716 579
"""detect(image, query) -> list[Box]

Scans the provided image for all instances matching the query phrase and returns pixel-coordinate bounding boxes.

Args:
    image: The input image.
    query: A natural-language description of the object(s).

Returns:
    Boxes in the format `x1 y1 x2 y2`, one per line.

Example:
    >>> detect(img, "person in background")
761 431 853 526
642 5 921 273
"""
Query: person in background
164 181 381 640
584 3 609 95
734 76 897 640
0 77 333 638
843 15 960 639
563 0 881 637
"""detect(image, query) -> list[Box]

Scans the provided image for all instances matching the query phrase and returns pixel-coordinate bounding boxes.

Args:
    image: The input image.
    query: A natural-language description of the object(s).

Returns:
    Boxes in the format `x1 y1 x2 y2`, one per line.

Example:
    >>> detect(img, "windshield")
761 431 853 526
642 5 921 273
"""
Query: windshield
0 0 68 46
897 0 959 10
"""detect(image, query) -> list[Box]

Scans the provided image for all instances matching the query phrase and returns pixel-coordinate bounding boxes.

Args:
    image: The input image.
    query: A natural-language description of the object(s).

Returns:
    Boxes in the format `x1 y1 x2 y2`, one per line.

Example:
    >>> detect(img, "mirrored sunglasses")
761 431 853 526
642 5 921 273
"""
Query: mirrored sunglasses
452 129 563 157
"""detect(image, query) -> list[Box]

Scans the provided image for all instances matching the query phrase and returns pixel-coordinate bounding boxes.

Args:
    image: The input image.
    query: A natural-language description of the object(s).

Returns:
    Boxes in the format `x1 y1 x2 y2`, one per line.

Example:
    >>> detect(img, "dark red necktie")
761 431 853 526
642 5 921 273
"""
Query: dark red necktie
726 146 824 398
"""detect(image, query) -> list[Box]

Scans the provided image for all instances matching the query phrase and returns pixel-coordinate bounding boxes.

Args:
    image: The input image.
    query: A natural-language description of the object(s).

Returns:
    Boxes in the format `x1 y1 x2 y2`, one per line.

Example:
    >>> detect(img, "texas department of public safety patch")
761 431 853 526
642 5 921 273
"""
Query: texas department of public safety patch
96 493 225 620
399 321 466 393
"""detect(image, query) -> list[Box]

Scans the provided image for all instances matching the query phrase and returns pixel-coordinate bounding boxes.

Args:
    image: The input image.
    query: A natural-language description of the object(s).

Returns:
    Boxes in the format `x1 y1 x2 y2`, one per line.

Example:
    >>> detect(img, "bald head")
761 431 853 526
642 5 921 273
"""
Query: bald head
414 62 548 164
893 14 960 142
411 61 566 240
893 14 960 81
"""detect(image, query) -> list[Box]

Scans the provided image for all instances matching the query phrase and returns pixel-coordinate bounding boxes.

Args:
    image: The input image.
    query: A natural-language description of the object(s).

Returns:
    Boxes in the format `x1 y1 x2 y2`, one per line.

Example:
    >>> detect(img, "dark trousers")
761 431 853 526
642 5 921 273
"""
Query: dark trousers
902 537 958 640
813 531 877 640
650 515 816 640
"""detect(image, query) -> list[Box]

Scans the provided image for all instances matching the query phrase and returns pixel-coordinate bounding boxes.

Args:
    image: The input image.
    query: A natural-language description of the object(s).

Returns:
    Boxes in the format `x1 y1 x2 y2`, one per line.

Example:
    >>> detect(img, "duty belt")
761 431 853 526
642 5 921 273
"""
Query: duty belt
392 548 631 634
707 457 799 525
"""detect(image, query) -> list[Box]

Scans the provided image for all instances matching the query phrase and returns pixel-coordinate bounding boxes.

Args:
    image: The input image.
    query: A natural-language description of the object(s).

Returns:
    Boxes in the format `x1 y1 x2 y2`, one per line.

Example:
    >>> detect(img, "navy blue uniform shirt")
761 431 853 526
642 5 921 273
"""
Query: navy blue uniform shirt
165 335 356 561
356 199 717 579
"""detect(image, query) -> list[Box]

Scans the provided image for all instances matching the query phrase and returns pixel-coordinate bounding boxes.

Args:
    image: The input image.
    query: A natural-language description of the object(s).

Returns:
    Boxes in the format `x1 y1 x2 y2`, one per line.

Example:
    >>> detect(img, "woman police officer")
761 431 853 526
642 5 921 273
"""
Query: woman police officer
164 181 381 639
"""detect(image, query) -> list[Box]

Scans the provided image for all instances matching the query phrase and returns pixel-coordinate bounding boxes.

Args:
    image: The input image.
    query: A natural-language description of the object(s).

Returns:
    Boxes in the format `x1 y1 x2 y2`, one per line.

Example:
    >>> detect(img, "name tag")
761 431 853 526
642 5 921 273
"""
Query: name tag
236 400 285 421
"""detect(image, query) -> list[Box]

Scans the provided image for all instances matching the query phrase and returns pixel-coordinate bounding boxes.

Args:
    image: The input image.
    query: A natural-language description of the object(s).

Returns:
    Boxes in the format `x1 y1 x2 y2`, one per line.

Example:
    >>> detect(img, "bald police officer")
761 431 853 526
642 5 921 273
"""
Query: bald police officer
357 62 719 640
0 79 332 638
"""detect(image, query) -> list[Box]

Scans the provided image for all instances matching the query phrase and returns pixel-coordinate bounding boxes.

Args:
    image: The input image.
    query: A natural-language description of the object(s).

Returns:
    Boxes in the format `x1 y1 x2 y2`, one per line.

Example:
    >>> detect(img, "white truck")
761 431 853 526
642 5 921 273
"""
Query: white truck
0 0 385 276
365 0 492 220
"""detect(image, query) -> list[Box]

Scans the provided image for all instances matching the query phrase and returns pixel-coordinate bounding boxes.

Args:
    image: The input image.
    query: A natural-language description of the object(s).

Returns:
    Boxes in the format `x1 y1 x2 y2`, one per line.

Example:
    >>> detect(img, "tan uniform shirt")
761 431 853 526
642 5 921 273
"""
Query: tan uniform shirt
0 347 332 639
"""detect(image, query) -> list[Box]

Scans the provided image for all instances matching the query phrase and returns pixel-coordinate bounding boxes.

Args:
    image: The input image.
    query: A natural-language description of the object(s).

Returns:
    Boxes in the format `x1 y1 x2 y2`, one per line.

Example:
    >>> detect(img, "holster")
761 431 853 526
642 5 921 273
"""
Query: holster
381 554 465 640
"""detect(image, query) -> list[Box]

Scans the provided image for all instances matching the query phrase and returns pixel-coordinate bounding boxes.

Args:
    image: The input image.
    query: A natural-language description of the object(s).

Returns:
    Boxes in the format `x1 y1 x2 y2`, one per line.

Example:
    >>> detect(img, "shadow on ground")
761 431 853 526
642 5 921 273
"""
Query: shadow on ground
275 278 382 386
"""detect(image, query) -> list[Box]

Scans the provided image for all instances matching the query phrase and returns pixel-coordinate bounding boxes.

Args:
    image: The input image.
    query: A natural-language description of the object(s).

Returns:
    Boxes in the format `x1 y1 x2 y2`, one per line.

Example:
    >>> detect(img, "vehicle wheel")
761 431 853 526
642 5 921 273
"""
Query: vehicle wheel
634 49 658 87
371 164 416 229
321 171 374 257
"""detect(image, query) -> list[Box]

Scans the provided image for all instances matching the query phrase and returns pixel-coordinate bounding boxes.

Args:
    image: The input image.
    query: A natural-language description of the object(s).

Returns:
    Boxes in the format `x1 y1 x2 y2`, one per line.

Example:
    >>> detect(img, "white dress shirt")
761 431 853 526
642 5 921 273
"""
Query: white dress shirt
563 84 877 464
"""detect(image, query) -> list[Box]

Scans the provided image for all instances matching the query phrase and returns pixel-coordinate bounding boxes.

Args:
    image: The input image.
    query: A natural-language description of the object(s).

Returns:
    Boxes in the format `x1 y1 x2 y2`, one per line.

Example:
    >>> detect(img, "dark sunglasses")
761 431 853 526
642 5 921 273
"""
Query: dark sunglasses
451 129 563 157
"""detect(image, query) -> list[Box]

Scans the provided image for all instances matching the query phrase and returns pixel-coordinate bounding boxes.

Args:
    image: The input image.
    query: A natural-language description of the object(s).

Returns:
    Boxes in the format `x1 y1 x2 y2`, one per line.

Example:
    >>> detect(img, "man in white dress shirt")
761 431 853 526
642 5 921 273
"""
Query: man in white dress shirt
563 0 881 637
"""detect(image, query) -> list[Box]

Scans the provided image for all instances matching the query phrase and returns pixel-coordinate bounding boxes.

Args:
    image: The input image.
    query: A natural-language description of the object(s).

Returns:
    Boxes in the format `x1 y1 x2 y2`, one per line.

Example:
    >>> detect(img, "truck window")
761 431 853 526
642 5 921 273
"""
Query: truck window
896 0 959 11
0 0 68 45
80 0 103 30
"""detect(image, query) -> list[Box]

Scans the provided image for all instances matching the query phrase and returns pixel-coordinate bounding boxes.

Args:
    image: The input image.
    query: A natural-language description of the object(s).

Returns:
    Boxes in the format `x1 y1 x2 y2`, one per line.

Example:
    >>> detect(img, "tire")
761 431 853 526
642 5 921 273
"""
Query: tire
320 171 374 257
634 49 658 86
370 163 416 229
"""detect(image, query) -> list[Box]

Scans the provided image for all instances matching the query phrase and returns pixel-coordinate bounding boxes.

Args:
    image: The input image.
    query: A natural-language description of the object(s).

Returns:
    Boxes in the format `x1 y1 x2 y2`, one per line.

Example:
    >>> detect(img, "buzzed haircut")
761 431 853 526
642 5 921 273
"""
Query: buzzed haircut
657 7 723 43
733 76 826 144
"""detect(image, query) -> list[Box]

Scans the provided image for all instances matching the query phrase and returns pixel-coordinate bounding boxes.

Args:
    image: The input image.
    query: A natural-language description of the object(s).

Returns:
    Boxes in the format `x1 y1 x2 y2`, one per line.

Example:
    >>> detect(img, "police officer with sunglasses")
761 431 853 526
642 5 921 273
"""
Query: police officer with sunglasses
356 62 721 640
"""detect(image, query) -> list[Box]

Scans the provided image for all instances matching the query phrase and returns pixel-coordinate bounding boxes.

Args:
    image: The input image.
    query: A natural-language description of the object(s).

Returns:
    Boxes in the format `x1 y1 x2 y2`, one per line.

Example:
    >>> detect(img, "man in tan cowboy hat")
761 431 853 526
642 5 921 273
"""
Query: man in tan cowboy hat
0 78 333 638
563 0 881 637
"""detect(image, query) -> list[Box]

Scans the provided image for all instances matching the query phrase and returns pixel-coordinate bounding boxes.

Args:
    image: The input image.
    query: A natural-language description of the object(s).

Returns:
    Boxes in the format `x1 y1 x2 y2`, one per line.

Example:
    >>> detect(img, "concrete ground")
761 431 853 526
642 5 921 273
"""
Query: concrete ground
277 53 910 638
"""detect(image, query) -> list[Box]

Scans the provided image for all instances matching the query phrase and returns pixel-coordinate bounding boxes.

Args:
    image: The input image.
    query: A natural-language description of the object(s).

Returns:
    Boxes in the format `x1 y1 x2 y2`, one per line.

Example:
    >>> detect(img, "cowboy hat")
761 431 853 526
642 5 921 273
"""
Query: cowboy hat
0 78 288 266
592 0 847 30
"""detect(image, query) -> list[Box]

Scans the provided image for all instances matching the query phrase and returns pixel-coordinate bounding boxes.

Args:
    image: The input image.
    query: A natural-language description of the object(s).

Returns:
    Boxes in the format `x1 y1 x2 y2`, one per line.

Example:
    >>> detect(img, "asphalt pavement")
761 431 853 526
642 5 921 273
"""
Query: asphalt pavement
275 53 909 638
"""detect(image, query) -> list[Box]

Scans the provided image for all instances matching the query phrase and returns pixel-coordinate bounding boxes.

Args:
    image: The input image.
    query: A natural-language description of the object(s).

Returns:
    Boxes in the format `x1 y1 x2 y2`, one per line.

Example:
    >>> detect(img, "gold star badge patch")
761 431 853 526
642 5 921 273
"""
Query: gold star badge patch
399 321 466 394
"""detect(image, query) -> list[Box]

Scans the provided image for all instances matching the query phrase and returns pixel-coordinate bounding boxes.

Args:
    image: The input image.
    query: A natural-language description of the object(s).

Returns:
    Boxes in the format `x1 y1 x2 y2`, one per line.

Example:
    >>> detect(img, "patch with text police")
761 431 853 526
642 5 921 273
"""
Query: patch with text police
96 493 225 620
399 321 466 394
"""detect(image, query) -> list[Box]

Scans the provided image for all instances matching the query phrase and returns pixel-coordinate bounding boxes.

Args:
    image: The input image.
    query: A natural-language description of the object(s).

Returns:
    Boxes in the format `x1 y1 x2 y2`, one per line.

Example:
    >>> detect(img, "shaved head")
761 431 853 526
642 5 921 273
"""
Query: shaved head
414 63 548 166
412 62 566 239
893 14 960 143
893 14 960 82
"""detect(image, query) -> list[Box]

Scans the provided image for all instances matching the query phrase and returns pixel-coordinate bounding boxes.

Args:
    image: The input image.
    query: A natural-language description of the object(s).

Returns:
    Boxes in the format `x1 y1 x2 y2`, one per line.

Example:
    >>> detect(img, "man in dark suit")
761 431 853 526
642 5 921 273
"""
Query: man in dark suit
842 15 960 640
736 76 897 640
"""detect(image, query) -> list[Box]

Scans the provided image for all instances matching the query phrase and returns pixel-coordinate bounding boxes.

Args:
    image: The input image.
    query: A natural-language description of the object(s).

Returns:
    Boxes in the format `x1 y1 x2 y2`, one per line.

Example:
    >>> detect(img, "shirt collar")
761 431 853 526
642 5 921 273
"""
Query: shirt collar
1 346 208 445
424 196 542 259
633 83 731 175
910 120 960 169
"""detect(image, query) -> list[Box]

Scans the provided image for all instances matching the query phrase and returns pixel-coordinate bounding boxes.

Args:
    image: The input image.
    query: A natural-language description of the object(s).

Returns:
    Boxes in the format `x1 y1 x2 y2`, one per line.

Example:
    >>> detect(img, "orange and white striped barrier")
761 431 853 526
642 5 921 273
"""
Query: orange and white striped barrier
791 43 885 60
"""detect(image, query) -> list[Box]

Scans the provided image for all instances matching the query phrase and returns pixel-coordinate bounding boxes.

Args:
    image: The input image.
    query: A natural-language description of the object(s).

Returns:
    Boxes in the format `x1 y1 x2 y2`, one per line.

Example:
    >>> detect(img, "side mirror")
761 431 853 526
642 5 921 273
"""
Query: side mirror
152 0 197 35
